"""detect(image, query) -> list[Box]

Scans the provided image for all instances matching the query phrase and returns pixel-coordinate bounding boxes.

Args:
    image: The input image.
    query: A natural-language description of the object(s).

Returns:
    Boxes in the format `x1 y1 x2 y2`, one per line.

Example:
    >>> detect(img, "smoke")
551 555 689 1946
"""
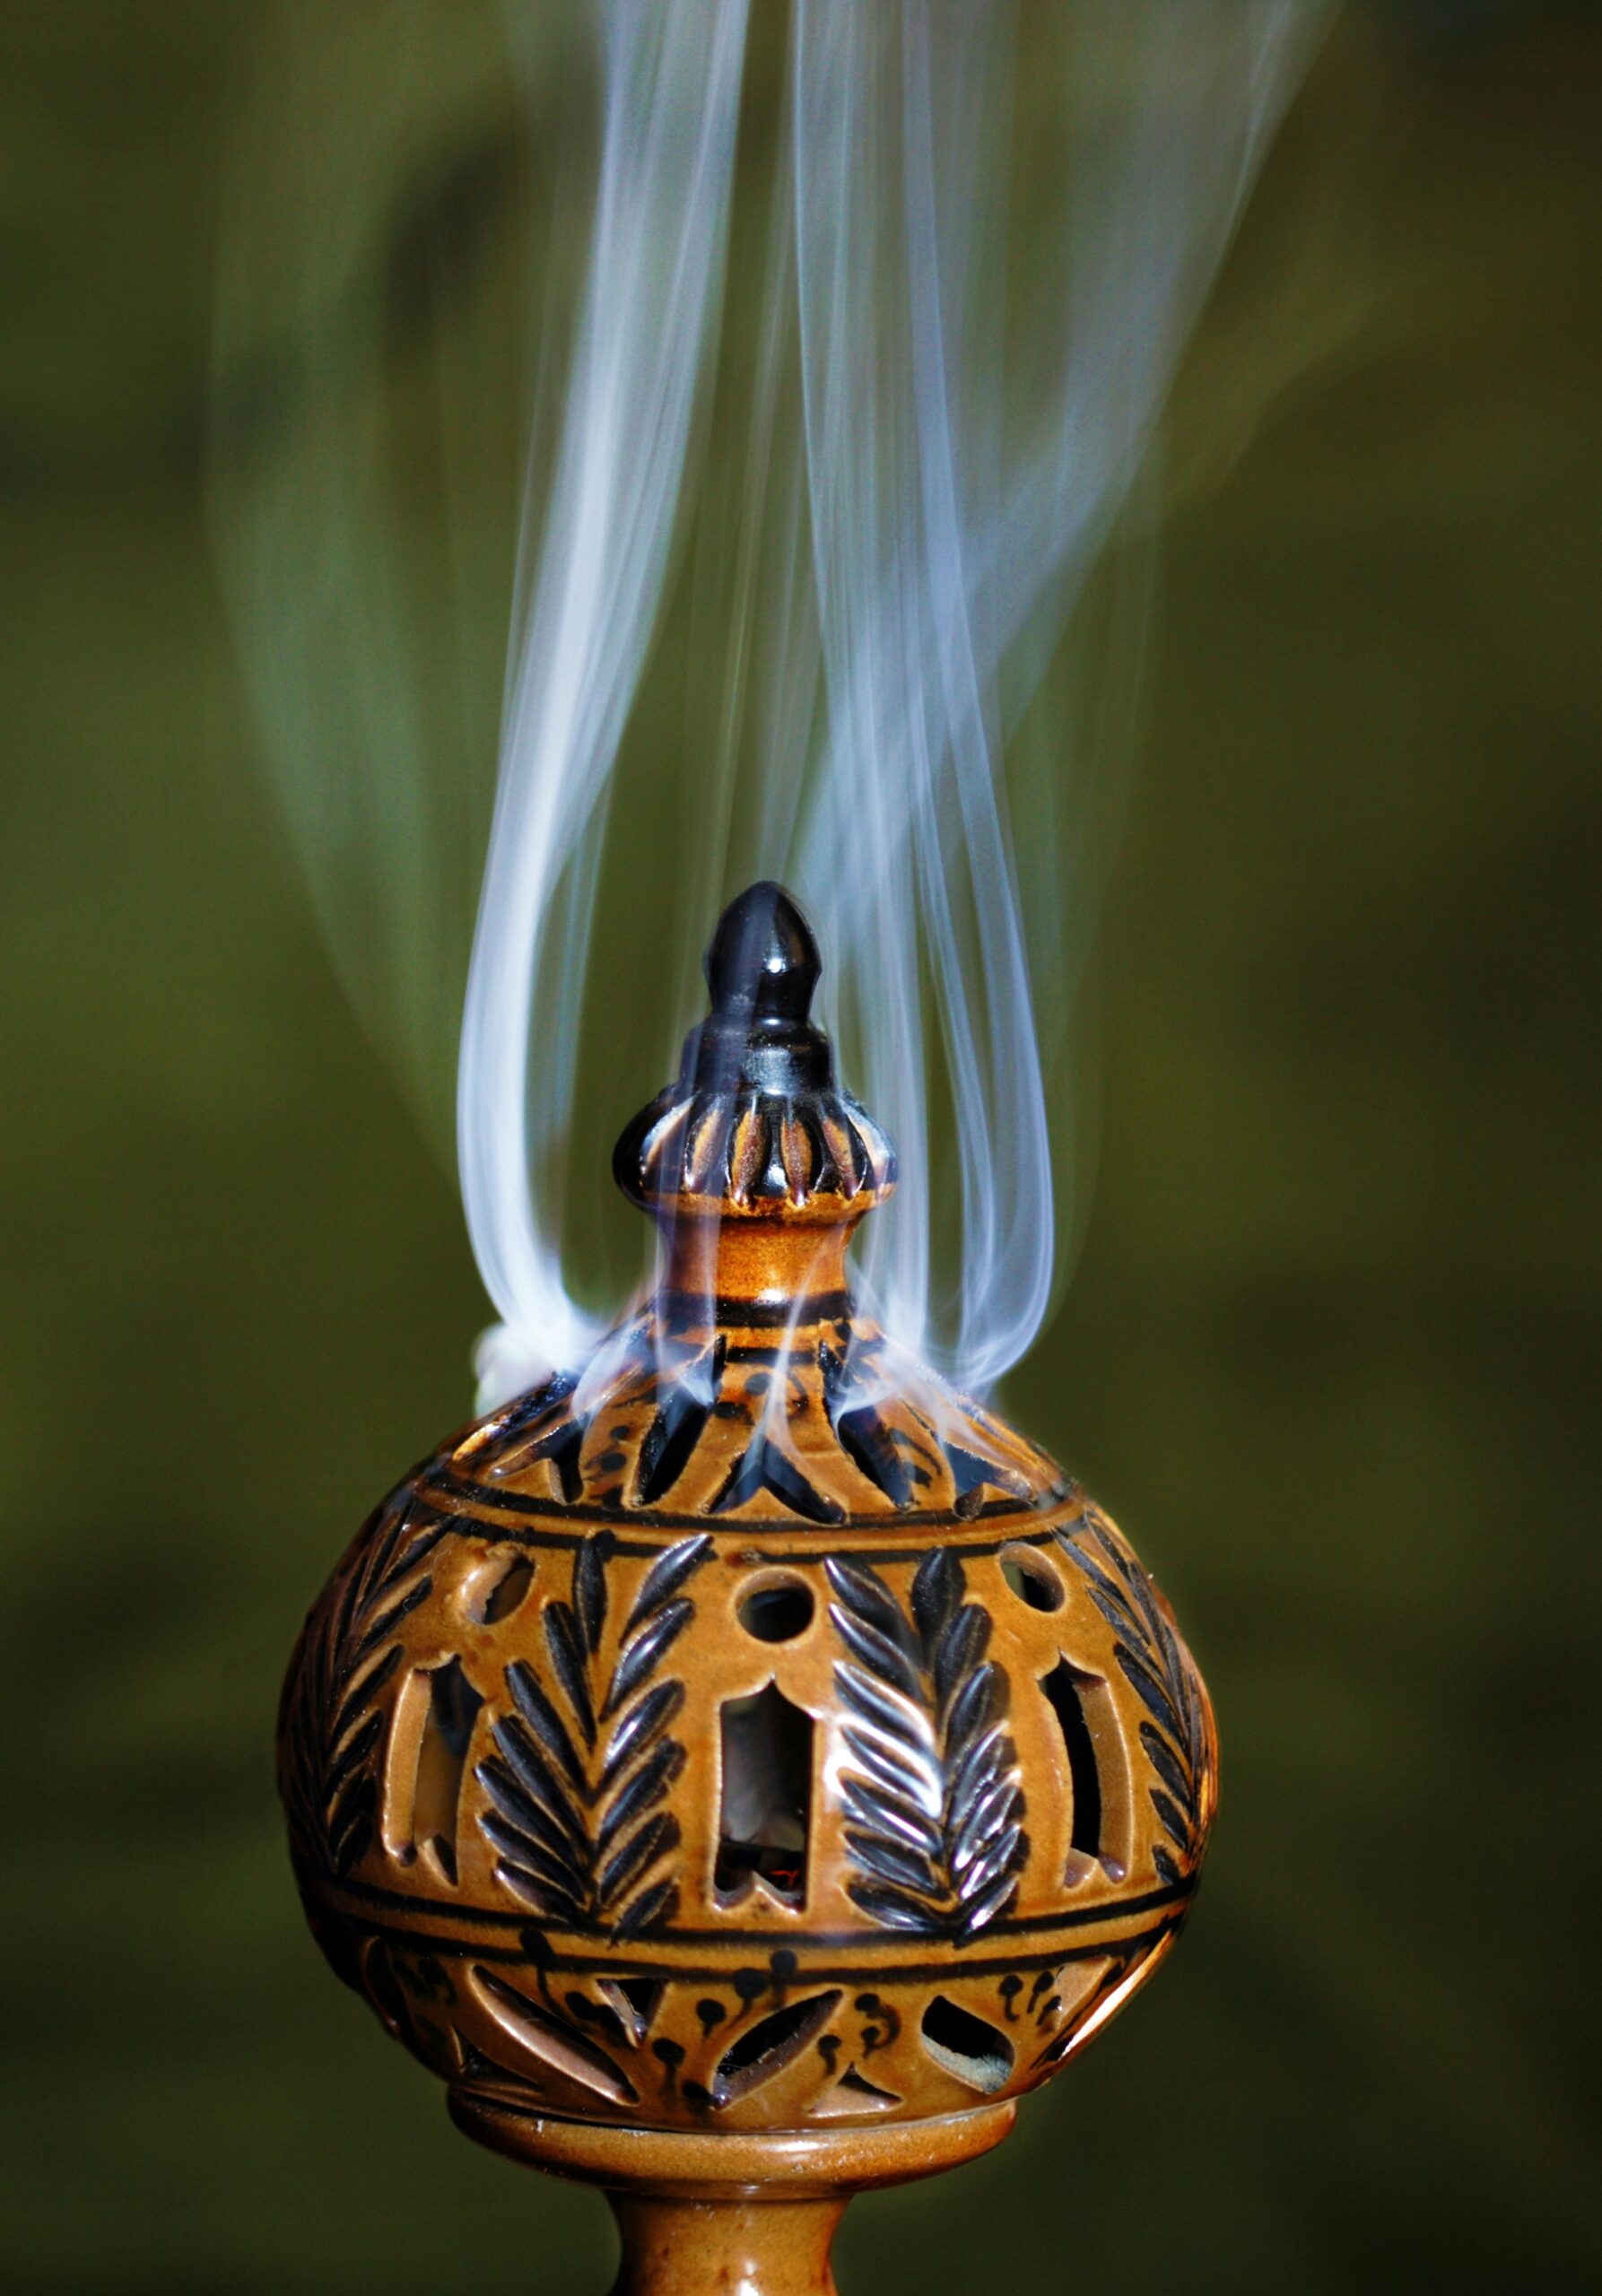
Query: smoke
211 0 1330 1412
459 0 752 1402
770 3 1329 1392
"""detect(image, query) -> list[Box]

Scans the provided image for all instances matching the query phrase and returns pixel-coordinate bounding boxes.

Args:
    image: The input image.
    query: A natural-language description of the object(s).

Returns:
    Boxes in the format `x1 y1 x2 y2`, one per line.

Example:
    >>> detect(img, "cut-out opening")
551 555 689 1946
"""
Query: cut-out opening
835 1407 912 1507
489 1409 585 1501
999 1546 1064 1613
716 1684 812 1906
1041 1658 1103 1878
919 1996 1015 2093
472 1967 638 2104
819 1344 913 1507
710 1432 843 1524
712 1990 841 2106
457 2036 546 2103
811 2065 901 2118
944 1441 1028 1517
475 1552 535 1624
947 1445 992 1497
564 1988 630 2050
736 1577 815 1643
597 1976 664 2042
412 1658 483 1883
544 1422 586 1503
636 1343 725 1505
472 1378 572 1473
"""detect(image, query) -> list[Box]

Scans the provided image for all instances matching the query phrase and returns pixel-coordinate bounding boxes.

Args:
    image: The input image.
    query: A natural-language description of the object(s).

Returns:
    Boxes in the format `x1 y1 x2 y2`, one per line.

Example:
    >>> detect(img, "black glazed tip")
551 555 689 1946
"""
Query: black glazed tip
704 882 820 1025
686 883 830 1096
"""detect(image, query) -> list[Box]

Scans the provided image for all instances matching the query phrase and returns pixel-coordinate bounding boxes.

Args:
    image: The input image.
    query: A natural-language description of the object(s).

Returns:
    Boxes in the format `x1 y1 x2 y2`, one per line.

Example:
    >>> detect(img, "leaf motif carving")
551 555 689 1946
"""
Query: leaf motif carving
282 1496 448 1878
1054 1514 1212 1884
827 1550 1029 1942
478 1535 710 1938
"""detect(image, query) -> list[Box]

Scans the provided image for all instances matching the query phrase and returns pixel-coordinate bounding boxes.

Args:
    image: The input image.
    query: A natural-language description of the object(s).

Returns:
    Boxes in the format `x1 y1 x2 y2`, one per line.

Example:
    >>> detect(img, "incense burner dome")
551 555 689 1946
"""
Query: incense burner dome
280 883 1216 2236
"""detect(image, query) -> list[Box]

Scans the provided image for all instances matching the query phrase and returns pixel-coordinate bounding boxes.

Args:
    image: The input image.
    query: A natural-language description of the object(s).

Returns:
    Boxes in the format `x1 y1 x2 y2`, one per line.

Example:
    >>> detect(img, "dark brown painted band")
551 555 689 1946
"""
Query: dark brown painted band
416 1474 1075 1546
300 1860 1191 1954
658 1290 856 1331
312 1901 1183 1987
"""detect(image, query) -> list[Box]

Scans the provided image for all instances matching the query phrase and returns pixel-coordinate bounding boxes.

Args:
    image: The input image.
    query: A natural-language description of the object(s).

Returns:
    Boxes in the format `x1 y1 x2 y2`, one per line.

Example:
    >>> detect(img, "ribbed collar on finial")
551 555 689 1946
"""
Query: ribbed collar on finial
613 883 896 1215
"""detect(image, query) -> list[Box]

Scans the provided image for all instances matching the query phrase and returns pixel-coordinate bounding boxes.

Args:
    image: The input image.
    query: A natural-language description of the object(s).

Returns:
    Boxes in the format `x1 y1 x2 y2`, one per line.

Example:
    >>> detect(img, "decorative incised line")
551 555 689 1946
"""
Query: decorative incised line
476 1535 711 1940
1054 1516 1210 1884
314 1865 1194 1945
828 1550 1030 1943
427 1465 1067 1539
282 1499 448 1878
324 1910 1188 1990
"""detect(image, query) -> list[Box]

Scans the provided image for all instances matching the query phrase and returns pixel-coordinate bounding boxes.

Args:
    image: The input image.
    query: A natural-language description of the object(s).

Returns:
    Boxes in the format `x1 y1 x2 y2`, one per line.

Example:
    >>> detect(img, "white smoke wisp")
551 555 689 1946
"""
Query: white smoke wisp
772 0 1328 1395
460 0 752 1406
466 0 1328 1409
212 1 1330 1416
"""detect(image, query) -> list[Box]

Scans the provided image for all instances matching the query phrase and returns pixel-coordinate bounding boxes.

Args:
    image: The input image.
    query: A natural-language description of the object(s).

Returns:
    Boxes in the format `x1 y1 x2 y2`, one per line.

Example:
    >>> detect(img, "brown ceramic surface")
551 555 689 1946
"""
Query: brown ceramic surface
279 886 1216 2280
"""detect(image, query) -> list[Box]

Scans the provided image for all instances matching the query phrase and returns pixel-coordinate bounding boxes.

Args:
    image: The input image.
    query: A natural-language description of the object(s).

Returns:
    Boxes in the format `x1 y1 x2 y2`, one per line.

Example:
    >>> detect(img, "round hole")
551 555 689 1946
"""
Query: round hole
737 1577 815 1642
999 1546 1064 1613
467 1552 535 1624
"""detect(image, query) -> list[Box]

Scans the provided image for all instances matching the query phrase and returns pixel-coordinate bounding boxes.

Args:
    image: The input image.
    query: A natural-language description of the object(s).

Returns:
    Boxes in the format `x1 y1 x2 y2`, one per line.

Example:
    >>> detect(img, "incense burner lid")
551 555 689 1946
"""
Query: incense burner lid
279 884 1216 2166
614 883 895 1217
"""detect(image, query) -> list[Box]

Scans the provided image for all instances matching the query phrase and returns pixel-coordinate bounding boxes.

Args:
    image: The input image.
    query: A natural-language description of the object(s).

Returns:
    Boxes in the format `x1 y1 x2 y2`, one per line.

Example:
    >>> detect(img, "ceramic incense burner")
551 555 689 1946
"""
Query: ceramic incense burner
280 884 1216 2295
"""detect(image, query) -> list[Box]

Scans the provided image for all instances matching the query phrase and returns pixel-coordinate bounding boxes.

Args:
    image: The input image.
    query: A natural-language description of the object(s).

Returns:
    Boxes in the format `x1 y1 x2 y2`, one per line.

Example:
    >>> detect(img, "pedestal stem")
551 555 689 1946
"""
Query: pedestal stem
607 2193 847 2296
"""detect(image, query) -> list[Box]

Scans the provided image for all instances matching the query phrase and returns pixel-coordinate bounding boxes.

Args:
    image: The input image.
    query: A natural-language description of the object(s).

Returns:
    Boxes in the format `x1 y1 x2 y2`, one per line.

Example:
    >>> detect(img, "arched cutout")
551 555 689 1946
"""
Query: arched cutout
716 1683 812 1907
1038 1653 1134 1883
1041 1658 1102 1879
410 1658 483 1883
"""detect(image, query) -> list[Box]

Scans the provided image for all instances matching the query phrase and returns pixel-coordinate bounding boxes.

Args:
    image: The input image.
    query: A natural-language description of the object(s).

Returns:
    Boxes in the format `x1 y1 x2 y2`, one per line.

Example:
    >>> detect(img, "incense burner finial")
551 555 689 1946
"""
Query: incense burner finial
704 880 820 1030
614 884 892 1231
280 884 1217 2296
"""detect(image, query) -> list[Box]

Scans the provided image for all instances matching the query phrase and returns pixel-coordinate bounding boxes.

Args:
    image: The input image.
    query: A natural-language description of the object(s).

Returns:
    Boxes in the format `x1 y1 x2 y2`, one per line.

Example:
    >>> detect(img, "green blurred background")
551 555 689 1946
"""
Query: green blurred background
4 3 1600 2289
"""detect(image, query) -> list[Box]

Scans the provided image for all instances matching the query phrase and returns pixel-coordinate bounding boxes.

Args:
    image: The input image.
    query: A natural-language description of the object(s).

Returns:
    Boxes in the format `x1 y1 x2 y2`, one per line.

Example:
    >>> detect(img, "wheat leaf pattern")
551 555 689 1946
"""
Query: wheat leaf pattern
282 1496 448 1878
478 1535 710 1937
1054 1513 1211 1885
827 1549 1029 1942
